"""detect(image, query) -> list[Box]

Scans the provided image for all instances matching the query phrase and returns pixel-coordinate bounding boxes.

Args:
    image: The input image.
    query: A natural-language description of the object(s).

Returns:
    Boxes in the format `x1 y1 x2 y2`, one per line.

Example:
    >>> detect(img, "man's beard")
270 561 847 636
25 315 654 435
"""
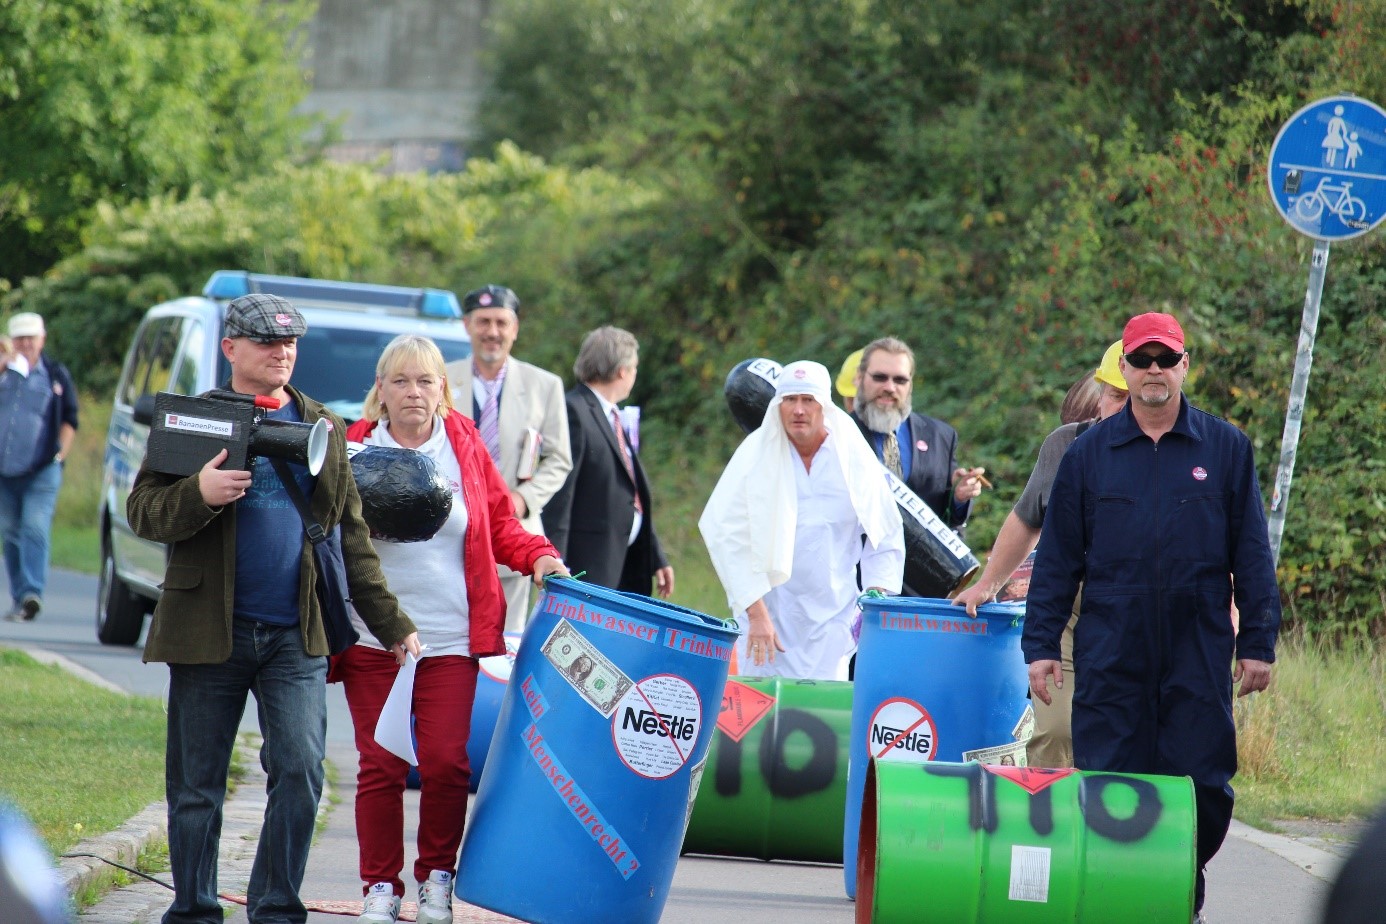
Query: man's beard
858 400 909 434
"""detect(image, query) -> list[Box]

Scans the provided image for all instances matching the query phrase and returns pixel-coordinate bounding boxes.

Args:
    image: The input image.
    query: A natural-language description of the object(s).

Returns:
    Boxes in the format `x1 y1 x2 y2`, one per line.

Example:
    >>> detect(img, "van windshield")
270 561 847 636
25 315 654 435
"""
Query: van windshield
214 326 471 423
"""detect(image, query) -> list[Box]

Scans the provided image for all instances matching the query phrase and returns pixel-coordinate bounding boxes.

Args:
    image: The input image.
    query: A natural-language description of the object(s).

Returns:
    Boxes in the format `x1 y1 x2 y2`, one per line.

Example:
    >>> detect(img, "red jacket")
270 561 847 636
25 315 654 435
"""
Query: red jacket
346 411 558 658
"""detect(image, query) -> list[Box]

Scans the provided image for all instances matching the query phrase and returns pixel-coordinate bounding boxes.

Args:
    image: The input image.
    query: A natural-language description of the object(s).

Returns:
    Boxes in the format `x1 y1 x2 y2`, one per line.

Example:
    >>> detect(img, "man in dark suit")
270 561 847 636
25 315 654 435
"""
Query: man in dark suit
851 336 988 537
542 326 674 597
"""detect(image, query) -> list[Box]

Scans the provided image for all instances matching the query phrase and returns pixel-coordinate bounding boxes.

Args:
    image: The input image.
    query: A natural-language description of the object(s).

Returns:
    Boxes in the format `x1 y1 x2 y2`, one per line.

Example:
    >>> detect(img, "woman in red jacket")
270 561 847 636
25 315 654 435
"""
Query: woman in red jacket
341 334 565 924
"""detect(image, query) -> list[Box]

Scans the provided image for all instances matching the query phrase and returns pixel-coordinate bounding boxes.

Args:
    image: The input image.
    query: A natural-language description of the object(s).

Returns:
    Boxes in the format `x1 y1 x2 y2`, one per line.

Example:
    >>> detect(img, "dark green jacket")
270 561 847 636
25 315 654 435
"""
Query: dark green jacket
129 386 416 664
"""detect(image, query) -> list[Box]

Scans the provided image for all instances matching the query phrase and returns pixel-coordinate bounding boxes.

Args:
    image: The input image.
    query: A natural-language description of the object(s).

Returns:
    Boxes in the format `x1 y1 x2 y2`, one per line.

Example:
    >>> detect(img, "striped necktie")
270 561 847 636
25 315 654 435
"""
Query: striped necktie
477 365 506 463
612 408 643 514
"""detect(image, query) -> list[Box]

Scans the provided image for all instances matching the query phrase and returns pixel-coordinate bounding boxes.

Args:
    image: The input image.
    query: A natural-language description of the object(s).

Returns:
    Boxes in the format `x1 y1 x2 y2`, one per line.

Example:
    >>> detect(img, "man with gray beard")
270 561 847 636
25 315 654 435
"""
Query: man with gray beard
850 338 987 593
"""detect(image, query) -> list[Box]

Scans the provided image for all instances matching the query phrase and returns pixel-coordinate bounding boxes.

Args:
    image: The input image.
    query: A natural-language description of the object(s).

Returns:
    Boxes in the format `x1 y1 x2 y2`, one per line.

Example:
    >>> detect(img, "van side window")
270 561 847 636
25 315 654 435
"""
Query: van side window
171 321 205 396
117 317 184 407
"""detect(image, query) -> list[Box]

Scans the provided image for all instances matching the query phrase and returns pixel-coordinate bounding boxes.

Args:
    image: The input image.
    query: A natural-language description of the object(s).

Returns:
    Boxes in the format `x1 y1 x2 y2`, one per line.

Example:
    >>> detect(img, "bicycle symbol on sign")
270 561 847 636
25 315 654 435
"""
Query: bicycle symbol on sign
1293 177 1369 228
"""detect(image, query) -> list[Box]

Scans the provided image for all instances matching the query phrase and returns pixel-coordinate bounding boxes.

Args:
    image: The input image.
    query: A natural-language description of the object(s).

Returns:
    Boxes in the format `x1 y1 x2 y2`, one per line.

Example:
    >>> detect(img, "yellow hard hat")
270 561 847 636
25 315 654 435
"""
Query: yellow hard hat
1095 340 1126 390
836 348 864 398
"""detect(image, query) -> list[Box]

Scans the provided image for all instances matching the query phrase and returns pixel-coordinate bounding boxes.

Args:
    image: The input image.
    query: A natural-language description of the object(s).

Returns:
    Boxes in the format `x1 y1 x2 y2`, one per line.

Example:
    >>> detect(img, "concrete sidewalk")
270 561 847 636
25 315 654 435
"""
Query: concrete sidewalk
74 734 1350 924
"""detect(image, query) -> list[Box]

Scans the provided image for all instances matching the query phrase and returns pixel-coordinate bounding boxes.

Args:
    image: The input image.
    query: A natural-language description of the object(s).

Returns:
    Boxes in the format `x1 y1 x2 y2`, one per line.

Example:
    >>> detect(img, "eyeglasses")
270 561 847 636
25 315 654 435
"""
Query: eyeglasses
1124 351 1185 370
867 372 911 386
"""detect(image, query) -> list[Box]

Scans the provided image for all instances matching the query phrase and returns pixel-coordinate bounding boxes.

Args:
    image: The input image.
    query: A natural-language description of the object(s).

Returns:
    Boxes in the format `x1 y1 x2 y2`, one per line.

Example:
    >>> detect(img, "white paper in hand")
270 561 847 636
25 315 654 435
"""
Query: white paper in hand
373 652 421 765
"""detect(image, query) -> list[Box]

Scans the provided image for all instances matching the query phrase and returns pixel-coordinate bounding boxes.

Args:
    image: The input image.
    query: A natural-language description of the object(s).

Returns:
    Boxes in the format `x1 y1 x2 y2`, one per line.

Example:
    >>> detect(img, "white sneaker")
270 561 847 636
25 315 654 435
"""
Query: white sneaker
416 869 455 924
358 882 401 923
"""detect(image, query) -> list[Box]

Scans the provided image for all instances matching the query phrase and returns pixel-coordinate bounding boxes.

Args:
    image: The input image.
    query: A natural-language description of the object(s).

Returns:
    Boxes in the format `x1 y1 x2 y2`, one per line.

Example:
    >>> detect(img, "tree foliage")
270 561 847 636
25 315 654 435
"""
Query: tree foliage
9 0 1386 634
0 0 315 282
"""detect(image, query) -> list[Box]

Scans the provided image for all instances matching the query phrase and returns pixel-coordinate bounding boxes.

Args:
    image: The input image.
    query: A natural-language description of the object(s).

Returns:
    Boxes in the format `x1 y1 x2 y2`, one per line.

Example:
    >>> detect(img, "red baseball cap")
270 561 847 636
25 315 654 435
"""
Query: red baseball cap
1122 312 1185 353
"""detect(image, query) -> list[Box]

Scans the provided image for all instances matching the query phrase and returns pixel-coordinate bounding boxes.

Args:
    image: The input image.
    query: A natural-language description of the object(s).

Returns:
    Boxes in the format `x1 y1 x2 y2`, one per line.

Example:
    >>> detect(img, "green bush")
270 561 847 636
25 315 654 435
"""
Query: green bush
9 0 1386 637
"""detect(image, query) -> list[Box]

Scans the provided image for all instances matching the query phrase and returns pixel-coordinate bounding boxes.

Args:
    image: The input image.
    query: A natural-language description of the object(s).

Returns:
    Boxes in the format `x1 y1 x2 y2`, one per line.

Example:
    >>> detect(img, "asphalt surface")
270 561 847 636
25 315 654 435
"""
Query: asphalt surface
2 568 1351 923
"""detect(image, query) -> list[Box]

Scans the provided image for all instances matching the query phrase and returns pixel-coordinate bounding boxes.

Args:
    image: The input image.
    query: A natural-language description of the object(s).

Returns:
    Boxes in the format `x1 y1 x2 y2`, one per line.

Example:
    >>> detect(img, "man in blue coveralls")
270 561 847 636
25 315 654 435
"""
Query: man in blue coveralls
1024 311 1281 924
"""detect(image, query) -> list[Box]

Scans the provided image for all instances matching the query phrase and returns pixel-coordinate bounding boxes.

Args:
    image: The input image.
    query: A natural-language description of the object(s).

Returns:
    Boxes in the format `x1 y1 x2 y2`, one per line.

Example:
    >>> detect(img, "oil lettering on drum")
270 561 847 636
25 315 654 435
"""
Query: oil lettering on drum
540 619 632 717
868 697 939 763
612 674 703 779
716 680 776 743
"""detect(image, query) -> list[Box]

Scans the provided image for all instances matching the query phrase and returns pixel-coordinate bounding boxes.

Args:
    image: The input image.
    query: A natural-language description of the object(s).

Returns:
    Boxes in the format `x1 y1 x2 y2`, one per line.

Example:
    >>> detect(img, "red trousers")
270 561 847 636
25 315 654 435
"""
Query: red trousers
339 645 478 894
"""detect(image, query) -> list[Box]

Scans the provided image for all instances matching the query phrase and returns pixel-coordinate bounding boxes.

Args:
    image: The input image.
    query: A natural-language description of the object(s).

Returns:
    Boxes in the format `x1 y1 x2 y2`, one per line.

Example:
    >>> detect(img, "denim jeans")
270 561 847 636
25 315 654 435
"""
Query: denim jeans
164 619 327 924
0 460 61 605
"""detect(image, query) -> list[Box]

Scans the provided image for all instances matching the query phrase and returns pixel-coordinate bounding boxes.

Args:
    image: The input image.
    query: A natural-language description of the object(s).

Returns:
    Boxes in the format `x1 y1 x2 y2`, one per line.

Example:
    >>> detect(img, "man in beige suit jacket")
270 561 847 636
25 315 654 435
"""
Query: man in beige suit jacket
446 285 572 630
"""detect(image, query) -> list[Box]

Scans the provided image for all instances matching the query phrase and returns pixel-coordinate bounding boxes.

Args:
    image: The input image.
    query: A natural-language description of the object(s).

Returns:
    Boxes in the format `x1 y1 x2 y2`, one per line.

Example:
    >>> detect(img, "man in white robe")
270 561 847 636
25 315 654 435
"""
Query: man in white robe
700 360 904 680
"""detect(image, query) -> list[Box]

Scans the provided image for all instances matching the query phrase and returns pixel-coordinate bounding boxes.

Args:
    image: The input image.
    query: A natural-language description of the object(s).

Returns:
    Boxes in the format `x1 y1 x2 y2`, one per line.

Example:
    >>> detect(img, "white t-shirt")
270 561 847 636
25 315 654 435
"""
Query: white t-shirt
348 417 471 657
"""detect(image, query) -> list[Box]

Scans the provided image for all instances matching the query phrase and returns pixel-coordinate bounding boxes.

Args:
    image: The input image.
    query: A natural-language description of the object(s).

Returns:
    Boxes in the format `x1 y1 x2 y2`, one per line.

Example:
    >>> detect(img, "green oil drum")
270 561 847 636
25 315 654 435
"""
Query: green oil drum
857 760 1195 923
683 677 852 863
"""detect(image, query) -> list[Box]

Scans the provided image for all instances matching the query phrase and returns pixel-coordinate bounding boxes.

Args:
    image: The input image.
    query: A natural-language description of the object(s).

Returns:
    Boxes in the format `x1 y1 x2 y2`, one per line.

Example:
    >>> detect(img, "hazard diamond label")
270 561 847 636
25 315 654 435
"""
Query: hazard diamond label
868 697 938 763
985 765 1078 795
716 680 776 743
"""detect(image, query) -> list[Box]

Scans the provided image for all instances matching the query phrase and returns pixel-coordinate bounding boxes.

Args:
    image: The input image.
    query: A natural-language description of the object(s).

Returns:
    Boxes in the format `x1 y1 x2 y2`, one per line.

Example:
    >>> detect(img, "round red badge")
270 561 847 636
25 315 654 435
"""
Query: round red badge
1192 466 1208 481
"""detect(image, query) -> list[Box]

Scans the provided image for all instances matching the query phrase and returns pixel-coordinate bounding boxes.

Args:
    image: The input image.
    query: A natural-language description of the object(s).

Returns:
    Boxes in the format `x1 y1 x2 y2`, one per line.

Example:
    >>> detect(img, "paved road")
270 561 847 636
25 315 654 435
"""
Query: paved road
4 569 1346 923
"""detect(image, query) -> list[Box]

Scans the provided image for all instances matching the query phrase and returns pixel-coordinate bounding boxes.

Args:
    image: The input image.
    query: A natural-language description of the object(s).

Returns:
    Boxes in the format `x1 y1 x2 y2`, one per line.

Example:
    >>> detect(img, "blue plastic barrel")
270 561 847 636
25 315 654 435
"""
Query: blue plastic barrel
458 577 740 924
467 632 521 792
844 597 1029 898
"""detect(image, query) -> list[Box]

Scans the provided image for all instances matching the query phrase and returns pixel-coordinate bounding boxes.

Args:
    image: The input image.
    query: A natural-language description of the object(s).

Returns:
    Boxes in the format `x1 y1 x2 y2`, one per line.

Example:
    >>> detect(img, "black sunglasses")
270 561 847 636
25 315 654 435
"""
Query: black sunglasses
867 372 911 386
1125 351 1186 370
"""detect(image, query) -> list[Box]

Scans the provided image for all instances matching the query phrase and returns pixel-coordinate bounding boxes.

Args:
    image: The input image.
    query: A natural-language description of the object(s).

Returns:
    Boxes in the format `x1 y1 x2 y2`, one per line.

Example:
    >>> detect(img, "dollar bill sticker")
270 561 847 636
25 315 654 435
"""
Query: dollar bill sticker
961 739 1028 767
1011 704 1035 742
541 620 633 717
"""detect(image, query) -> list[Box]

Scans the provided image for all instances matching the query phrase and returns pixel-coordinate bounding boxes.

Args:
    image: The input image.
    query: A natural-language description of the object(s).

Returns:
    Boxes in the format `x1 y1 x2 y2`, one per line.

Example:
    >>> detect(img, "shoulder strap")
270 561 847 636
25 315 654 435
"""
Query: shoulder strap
269 458 326 546
1075 419 1094 437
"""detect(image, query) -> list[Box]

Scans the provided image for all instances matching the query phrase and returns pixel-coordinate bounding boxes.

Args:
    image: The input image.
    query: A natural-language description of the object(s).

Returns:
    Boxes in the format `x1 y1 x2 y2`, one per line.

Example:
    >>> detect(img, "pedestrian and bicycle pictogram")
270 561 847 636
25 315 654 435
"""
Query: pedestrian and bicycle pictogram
1267 95 1386 241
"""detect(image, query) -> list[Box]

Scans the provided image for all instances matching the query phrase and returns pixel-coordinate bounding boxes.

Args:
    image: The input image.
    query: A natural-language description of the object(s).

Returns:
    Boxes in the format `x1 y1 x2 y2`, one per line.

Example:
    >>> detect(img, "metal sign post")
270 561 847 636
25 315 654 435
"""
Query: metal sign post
1266 240 1328 565
1264 94 1386 564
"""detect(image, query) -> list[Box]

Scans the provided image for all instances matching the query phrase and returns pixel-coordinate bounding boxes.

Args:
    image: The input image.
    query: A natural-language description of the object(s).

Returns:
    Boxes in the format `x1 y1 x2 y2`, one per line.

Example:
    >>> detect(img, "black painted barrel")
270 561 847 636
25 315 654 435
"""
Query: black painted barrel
346 443 453 543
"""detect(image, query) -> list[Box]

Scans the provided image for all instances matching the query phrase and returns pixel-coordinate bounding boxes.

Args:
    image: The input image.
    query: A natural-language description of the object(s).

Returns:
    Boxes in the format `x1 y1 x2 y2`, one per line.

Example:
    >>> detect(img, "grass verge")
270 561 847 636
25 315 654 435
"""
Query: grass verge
52 390 109 575
0 648 166 853
1234 633 1386 826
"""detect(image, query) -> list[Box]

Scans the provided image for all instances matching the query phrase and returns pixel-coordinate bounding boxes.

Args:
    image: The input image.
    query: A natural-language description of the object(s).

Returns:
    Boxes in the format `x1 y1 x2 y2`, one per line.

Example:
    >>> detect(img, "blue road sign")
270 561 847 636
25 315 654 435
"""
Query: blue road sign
1267 95 1386 241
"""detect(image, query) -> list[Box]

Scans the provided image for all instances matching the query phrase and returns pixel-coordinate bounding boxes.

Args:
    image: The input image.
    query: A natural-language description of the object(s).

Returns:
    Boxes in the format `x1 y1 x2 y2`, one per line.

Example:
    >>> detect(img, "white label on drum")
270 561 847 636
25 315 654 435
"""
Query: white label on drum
884 468 973 559
747 358 783 384
612 674 702 779
868 697 939 763
1009 845 1051 903
478 632 521 684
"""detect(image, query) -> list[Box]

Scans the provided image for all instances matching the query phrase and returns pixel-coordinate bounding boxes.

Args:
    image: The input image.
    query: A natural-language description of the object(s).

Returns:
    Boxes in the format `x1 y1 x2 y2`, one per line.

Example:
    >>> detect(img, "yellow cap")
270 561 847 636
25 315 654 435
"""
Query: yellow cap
836 348 864 398
1095 340 1126 390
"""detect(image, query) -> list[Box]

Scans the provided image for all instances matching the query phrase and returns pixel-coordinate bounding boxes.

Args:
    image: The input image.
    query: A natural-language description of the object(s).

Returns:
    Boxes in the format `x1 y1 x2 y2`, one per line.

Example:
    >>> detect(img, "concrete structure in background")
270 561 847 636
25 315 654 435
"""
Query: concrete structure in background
298 0 491 173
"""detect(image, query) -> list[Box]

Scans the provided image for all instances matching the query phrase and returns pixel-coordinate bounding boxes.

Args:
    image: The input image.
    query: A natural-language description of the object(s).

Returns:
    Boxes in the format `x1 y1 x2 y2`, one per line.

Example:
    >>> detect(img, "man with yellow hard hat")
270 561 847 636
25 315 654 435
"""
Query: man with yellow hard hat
835 348 863 414
952 340 1128 767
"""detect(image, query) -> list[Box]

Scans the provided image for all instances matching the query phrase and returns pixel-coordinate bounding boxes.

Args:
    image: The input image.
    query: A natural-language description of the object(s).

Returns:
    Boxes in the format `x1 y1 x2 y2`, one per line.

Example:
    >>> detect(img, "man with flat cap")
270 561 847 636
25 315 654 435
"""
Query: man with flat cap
1025 311 1281 922
128 293 422 924
446 285 571 630
700 360 904 680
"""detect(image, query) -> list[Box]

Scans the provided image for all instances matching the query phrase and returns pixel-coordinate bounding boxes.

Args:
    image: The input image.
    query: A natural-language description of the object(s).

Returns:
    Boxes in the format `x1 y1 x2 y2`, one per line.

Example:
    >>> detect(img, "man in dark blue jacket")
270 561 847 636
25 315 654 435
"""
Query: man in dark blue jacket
1024 312 1281 922
0 312 78 622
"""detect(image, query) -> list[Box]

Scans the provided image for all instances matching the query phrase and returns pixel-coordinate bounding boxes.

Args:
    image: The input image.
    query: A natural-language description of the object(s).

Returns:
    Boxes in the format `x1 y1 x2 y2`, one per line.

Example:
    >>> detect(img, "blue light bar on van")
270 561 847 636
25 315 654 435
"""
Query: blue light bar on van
202 271 462 319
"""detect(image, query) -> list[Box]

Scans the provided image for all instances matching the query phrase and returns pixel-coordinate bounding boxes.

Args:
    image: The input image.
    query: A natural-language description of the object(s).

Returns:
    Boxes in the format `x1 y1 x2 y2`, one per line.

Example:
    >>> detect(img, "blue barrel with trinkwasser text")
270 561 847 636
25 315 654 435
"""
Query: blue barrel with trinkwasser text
844 596 1030 897
458 577 740 924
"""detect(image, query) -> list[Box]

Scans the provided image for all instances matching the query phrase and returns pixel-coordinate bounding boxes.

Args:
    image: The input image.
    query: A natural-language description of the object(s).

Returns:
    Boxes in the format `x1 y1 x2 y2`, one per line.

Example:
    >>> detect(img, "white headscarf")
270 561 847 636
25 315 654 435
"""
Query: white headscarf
699 360 901 612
